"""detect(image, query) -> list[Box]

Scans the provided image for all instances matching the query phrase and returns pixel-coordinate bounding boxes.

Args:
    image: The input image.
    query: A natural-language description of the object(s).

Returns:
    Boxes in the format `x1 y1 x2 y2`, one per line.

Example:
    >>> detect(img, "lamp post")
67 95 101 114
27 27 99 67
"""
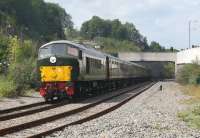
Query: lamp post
189 20 191 48
188 20 198 48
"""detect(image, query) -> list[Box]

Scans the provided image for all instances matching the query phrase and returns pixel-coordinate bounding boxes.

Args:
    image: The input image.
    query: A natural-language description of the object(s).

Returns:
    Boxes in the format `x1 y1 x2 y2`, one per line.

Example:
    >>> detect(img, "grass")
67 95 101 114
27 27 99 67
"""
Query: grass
0 75 36 98
178 106 200 129
178 84 200 129
23 89 38 97
180 85 200 104
182 85 200 98
0 76 17 97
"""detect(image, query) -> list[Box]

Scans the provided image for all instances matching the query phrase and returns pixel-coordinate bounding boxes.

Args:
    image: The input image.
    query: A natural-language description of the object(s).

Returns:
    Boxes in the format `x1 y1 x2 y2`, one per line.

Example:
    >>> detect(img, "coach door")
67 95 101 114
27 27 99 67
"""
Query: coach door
106 56 110 79
86 57 90 74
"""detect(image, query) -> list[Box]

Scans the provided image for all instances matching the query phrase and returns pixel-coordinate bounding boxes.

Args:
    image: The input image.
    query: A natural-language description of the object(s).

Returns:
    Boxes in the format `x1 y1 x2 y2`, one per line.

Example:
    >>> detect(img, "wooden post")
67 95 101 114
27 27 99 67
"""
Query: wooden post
160 85 162 91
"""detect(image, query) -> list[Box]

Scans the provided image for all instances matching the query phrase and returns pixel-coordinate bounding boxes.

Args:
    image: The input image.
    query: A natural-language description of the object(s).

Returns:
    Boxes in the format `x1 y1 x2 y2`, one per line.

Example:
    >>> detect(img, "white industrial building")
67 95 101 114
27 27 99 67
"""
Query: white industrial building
176 47 200 65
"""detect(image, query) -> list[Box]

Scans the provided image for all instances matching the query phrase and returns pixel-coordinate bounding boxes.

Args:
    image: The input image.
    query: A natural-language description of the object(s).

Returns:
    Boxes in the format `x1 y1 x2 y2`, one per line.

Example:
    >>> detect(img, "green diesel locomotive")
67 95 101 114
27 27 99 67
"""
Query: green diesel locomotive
37 40 150 101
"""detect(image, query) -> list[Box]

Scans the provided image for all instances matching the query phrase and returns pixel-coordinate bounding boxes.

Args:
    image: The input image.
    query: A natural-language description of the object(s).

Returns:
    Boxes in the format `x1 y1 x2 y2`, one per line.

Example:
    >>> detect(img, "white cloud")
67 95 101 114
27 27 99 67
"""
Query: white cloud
45 0 200 49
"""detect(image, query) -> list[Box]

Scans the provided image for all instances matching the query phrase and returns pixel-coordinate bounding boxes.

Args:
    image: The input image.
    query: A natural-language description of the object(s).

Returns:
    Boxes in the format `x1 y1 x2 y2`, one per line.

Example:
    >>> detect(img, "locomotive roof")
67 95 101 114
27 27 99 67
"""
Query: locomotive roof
41 40 105 58
40 40 145 69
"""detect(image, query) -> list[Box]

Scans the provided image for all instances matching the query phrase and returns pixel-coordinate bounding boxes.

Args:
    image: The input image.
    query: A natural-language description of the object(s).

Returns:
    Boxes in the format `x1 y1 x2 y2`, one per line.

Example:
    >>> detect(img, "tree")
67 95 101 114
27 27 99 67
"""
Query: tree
0 35 9 63
81 16 111 39
124 23 148 50
0 0 73 41
44 2 73 40
80 16 149 51
110 19 122 39
149 41 163 52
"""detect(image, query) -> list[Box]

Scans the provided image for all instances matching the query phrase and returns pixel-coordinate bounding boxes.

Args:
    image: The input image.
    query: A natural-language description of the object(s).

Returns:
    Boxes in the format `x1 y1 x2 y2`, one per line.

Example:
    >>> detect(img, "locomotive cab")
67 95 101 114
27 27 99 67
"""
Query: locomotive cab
37 42 81 101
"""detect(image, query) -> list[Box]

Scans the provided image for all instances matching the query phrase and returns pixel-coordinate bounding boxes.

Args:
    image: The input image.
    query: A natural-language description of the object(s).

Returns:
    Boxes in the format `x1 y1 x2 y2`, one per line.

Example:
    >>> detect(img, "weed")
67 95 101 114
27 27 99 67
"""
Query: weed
178 106 200 129
0 76 16 97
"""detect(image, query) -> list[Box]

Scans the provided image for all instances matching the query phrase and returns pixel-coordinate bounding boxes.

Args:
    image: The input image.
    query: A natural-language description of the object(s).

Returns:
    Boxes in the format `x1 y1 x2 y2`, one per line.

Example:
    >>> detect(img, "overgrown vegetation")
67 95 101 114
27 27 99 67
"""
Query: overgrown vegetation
94 37 142 53
180 85 200 104
178 106 200 129
0 76 16 97
177 65 200 129
0 36 38 96
0 0 73 41
80 16 148 50
8 37 38 91
178 86 200 129
176 62 200 85
163 62 175 79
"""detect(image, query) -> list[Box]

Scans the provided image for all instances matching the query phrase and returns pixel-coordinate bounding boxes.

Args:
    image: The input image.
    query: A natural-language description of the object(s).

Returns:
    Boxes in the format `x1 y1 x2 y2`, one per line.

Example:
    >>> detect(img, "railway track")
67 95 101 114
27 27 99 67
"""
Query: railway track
0 100 69 121
0 101 45 115
0 82 155 138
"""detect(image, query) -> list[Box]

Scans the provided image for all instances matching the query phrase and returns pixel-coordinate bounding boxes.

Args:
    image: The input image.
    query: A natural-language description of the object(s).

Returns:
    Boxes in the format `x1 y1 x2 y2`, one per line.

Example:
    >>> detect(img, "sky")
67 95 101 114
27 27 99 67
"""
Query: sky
45 0 200 49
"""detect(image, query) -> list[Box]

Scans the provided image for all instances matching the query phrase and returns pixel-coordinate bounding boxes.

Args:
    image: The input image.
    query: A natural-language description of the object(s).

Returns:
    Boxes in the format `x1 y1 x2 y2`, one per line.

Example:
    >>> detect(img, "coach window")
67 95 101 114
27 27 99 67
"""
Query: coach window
95 59 101 68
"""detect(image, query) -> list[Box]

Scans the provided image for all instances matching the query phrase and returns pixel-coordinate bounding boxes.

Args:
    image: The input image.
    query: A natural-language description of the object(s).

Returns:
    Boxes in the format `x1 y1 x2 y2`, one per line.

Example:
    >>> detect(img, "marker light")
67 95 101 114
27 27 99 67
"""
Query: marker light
50 56 56 63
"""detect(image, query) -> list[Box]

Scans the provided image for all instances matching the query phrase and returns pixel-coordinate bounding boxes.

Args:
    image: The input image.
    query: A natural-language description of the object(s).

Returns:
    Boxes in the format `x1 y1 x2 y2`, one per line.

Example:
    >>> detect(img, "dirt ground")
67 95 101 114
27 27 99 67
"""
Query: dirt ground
0 91 43 110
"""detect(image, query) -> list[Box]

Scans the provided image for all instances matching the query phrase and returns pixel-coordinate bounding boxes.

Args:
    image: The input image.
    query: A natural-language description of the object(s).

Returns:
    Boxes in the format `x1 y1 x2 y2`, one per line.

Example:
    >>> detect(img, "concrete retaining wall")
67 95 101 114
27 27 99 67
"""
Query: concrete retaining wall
118 52 177 62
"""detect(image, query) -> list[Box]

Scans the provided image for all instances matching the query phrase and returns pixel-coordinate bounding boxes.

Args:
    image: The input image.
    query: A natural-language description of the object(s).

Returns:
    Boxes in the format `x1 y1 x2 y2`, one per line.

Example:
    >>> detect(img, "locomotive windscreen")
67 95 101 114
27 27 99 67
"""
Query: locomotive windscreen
38 44 66 59
38 43 79 59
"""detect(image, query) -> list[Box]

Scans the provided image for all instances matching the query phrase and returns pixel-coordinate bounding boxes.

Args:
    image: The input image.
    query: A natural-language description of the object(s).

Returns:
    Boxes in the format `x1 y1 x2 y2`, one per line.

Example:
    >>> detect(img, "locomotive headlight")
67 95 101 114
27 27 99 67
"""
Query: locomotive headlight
50 56 56 63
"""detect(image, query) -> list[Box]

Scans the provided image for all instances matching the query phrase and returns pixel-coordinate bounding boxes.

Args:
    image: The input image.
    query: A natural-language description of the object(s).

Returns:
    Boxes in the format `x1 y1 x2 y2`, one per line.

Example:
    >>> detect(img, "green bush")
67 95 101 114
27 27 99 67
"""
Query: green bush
0 36 38 96
177 62 200 85
94 37 142 53
0 34 10 74
8 60 36 92
8 37 38 94
0 76 16 97
0 34 9 62
163 62 175 79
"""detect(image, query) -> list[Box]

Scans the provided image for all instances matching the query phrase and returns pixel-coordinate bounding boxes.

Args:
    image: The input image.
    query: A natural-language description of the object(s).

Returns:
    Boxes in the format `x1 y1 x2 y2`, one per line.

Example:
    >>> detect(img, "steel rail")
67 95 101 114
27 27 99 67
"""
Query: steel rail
0 102 45 115
0 100 69 121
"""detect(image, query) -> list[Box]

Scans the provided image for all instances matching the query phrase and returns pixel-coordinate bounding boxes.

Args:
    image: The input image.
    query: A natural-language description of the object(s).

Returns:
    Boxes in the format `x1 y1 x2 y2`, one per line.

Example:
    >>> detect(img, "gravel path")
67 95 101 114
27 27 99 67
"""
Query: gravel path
50 81 200 138
0 91 43 110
